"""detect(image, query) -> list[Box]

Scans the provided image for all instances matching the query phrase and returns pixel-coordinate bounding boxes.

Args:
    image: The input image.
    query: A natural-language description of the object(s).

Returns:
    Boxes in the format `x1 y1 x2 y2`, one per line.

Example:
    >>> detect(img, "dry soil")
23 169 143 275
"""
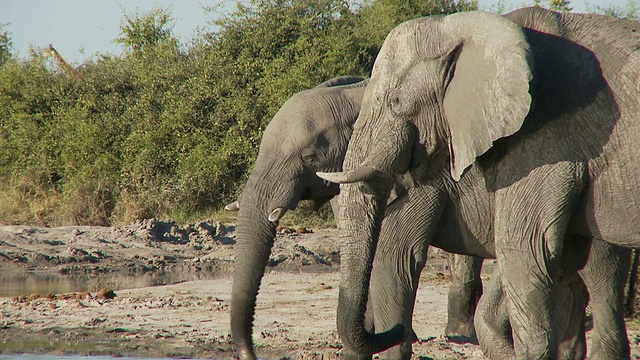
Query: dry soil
0 220 638 359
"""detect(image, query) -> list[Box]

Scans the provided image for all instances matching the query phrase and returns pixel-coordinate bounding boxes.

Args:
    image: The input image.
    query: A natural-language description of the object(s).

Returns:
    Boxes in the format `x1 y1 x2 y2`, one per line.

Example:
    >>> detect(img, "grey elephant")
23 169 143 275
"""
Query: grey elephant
474 236 632 360
229 75 365 360
228 75 485 359
370 170 631 359
317 7 640 359
228 74 631 359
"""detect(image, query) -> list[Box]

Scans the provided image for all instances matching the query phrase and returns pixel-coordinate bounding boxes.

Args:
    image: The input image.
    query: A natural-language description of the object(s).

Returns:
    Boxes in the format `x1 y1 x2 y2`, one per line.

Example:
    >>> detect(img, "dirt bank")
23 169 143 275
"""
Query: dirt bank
0 220 638 359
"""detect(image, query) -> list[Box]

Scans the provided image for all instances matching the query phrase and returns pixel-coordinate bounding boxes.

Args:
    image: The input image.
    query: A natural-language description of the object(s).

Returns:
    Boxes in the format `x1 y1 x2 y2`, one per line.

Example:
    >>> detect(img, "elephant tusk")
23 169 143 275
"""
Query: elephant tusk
316 166 379 184
268 207 287 223
224 201 240 211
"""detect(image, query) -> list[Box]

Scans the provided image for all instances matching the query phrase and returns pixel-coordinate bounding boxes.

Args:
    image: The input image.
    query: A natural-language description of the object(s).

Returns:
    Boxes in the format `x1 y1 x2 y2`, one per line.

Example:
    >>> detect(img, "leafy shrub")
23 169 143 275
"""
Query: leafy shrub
0 0 474 226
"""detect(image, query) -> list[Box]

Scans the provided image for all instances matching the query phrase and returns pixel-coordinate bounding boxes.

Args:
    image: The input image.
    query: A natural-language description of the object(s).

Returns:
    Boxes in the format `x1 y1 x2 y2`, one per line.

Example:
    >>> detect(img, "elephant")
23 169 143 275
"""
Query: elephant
474 237 632 360
370 171 631 359
317 6 640 359
227 74 486 359
228 74 632 358
229 75 366 360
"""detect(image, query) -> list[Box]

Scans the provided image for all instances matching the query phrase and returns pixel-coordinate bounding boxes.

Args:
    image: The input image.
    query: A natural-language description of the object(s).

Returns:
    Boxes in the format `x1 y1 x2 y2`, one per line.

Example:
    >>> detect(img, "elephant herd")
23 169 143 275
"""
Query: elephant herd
227 7 640 360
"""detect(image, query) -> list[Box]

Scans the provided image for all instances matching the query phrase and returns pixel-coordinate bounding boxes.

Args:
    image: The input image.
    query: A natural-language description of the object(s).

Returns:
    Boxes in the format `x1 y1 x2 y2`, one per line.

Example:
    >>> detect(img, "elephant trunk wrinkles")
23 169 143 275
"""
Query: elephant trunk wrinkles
334 113 416 355
230 206 277 360
336 180 405 355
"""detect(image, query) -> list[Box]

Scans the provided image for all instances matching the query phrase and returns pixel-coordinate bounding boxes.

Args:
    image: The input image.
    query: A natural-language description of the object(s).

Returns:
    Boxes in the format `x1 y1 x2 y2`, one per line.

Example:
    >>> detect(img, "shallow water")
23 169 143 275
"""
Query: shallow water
0 356 173 360
0 269 228 298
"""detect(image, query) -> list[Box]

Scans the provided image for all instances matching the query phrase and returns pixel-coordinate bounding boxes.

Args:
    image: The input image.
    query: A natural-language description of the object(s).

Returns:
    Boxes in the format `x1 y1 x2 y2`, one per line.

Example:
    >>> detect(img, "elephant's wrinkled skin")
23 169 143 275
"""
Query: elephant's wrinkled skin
318 7 640 359
229 74 631 359
371 172 631 359
474 237 632 360
228 75 484 360
229 76 365 360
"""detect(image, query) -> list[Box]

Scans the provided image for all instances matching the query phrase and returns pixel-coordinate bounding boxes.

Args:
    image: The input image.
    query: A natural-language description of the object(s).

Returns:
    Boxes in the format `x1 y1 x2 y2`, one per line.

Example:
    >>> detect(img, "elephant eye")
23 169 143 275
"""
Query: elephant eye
387 89 407 116
388 88 418 118
302 152 317 167
386 89 401 107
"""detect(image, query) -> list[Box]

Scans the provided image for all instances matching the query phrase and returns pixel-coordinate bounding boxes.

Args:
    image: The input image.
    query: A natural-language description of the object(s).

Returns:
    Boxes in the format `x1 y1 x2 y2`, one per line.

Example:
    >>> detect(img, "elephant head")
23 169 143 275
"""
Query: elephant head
317 11 534 355
229 76 367 359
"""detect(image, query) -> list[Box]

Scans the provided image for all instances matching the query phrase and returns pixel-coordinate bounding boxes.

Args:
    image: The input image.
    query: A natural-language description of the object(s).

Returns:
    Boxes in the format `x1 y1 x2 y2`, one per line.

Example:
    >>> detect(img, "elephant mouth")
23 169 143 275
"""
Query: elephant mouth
230 178 339 224
318 117 416 186
268 181 338 223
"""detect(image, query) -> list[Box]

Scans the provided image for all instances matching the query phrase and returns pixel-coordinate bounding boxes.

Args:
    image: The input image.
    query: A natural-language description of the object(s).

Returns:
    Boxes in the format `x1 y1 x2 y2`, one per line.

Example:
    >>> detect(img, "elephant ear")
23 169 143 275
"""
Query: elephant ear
435 12 534 181
315 76 365 88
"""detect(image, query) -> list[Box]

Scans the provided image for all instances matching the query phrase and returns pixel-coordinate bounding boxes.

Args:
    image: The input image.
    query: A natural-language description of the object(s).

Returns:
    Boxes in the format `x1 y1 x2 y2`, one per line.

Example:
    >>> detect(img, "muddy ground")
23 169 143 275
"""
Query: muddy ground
0 219 639 359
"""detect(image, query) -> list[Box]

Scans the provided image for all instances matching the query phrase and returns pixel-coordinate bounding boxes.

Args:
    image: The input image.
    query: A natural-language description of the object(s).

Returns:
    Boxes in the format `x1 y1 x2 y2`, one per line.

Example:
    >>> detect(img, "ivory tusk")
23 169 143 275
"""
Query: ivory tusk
224 201 240 211
268 207 287 222
316 166 379 184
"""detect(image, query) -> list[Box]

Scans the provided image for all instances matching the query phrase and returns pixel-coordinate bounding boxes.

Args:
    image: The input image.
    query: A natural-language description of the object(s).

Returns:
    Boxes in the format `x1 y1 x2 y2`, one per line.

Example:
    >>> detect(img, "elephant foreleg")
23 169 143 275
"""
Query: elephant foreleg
369 221 429 360
369 186 444 359
445 253 484 338
579 239 631 360
554 273 588 360
494 163 586 359
475 270 588 360
474 272 515 359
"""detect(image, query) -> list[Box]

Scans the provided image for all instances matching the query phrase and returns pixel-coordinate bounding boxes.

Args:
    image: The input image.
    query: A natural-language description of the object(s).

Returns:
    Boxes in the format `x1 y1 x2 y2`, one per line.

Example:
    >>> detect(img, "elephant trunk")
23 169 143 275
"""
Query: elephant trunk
230 206 277 360
336 179 405 355
331 119 415 355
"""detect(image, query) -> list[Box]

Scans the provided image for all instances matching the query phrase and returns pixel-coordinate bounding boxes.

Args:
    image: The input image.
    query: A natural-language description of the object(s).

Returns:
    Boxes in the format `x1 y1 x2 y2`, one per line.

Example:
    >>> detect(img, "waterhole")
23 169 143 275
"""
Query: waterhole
0 269 230 298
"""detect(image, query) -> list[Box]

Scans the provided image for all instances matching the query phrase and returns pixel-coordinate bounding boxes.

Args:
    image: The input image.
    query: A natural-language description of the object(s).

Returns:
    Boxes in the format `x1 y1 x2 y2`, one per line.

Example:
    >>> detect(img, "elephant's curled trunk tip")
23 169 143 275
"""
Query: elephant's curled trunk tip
344 324 406 355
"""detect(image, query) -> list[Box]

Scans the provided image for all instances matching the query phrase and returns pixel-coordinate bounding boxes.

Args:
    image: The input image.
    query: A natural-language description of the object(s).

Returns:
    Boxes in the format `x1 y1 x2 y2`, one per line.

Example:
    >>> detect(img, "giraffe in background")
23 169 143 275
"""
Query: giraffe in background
44 44 76 77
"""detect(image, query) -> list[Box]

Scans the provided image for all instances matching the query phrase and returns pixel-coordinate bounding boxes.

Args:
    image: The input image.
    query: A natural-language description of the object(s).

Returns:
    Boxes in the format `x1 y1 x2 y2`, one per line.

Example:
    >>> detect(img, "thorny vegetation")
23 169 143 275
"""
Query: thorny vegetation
0 0 476 226
0 0 636 227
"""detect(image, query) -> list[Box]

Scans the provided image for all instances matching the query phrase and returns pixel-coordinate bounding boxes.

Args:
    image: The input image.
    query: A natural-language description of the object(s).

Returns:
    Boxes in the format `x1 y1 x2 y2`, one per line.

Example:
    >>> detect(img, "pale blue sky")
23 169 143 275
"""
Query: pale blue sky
0 0 633 65
0 0 224 64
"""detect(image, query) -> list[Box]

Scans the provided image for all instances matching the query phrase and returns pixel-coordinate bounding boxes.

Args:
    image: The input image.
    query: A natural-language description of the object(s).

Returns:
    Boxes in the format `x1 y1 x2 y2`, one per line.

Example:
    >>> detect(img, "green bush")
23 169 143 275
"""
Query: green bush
0 0 475 226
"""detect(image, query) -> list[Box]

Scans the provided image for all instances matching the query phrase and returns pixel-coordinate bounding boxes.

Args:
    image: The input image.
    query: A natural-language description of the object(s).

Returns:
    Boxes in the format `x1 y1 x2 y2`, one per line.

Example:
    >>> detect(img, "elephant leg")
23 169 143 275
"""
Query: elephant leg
370 224 428 360
475 270 588 360
474 271 515 359
554 273 588 360
578 239 631 360
370 186 443 359
495 163 586 359
497 232 561 360
445 253 483 338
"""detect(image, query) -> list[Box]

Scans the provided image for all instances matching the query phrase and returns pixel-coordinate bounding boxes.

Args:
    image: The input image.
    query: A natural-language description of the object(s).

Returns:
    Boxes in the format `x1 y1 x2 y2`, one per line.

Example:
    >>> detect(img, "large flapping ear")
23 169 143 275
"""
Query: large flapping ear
505 7 566 37
428 12 534 181
315 76 366 88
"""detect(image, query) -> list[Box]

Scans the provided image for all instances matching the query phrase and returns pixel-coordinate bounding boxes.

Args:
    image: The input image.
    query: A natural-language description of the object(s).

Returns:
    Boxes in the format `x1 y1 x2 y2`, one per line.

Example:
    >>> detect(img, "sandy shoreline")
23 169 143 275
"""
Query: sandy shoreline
0 271 486 359
1 221 639 359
